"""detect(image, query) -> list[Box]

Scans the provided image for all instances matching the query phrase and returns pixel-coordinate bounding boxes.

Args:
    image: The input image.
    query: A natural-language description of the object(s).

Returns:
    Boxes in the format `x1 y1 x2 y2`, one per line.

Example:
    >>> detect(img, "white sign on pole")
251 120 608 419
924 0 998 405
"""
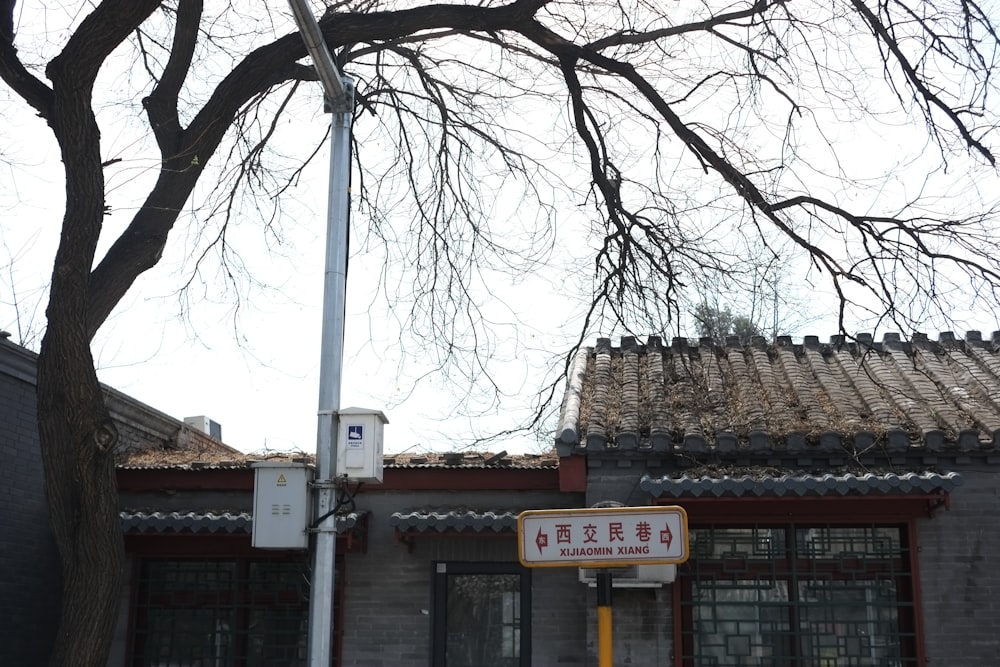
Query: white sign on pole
517 506 689 568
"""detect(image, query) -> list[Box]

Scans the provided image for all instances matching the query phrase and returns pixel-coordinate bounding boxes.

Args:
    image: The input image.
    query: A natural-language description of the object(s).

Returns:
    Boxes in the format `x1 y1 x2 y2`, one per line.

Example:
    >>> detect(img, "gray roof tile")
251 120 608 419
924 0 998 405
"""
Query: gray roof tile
120 510 362 534
120 510 252 534
557 333 1000 461
640 470 963 498
389 508 519 533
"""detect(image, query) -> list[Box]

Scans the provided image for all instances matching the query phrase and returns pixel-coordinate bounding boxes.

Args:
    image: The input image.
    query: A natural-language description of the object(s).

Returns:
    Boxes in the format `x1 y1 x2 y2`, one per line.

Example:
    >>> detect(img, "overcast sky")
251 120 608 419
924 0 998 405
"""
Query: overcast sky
3 2 996 456
1 74 590 456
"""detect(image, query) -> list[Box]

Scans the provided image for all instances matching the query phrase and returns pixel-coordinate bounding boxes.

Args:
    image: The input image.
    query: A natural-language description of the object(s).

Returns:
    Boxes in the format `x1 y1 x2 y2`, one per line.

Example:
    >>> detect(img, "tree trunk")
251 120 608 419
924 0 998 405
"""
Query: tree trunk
37 326 124 666
39 24 130 665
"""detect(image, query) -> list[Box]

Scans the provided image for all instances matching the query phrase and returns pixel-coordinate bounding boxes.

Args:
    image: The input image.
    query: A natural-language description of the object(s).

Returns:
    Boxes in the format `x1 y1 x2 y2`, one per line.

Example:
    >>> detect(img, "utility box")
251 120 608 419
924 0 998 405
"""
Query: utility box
251 461 311 549
336 407 388 484
578 564 676 588
184 415 222 440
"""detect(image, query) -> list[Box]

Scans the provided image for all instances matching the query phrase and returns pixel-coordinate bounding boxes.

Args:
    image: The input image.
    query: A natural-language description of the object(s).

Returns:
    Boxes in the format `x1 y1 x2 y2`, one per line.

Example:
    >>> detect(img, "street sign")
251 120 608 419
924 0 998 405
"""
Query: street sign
517 506 688 568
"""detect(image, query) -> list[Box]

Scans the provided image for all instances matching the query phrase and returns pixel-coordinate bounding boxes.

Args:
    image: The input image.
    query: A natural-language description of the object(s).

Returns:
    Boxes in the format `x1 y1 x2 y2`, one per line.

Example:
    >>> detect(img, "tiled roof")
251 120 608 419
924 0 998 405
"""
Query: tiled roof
118 450 306 470
389 508 520 533
120 510 363 534
387 451 557 469
120 511 252 534
557 332 1000 461
640 469 963 498
1 337 240 460
118 449 557 470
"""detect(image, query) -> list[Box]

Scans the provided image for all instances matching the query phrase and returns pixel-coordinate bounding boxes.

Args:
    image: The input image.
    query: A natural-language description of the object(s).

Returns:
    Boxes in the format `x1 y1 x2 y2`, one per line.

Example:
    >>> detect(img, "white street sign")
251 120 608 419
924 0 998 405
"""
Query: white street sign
517 506 689 568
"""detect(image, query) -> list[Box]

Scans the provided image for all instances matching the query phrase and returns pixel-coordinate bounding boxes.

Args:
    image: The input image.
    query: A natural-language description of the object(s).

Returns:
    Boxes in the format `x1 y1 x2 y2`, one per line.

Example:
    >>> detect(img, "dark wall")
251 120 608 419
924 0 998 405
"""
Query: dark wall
340 489 588 667
917 469 1000 663
585 454 1000 665
0 342 60 666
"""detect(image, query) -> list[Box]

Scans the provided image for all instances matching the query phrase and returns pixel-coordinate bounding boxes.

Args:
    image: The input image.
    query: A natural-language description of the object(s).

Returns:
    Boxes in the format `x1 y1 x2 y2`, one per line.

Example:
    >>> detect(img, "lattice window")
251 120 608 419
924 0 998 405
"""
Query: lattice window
130 557 311 667
679 525 916 667
432 562 531 667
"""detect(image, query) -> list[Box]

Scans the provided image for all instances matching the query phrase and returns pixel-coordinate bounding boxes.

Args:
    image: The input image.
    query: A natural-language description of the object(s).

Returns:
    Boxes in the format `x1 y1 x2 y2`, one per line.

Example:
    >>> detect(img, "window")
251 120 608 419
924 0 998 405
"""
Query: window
130 557 312 667
679 525 916 667
432 562 531 667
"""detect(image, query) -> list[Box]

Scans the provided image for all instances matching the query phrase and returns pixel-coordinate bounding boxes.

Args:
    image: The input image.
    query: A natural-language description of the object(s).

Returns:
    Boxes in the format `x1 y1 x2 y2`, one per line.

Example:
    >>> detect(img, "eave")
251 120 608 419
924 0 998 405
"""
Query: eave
116 464 561 493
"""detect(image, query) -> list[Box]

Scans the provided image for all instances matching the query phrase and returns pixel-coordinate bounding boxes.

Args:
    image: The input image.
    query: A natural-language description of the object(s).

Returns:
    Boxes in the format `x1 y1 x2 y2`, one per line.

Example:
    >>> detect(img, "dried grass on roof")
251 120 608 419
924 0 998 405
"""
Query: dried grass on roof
637 352 652 436
602 355 624 433
120 447 558 469
577 353 596 434
388 450 558 468
120 447 251 468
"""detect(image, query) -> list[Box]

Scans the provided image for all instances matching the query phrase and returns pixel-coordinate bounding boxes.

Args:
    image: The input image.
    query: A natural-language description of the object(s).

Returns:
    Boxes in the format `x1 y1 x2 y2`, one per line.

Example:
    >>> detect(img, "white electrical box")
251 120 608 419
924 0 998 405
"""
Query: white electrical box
251 462 311 549
184 415 222 440
578 564 676 588
336 407 388 484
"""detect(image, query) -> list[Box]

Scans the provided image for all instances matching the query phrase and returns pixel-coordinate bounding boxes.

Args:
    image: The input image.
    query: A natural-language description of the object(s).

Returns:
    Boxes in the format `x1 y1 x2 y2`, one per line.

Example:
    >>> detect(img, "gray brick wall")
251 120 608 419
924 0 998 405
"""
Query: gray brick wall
584 455 1000 664
1 338 221 667
110 485 589 667
340 489 587 667
106 554 134 667
532 566 588 665
0 343 60 667
584 586 673 667
103 438 1000 665
582 459 675 666
917 468 1000 663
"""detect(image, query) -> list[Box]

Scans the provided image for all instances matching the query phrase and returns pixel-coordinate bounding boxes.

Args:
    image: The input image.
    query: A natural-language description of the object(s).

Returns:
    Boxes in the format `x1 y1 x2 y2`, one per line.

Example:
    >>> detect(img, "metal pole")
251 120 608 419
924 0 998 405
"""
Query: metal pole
287 0 345 102
597 571 613 667
306 82 353 666
285 2 354 665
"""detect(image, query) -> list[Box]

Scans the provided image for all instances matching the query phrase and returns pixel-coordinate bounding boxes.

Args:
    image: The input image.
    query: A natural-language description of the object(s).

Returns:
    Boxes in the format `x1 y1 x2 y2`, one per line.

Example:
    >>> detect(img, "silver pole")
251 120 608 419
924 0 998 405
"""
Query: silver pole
285 2 354 665
287 0 345 102
306 81 353 666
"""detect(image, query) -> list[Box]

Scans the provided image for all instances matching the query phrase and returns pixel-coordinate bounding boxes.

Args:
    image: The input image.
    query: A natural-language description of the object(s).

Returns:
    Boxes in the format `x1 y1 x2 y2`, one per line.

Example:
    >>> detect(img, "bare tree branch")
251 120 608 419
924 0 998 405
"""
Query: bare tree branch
0 0 53 118
3 1 1000 661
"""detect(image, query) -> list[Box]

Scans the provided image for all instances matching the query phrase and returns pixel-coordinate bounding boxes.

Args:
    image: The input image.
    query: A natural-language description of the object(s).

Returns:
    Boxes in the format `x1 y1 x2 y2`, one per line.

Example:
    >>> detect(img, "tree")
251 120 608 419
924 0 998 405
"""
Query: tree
692 302 763 345
1 0 999 663
688 235 821 343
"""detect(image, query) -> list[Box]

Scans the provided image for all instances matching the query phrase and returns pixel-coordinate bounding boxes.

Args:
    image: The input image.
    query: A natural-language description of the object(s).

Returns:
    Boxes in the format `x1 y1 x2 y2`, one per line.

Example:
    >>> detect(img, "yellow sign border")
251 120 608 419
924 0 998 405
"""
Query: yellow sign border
516 505 689 568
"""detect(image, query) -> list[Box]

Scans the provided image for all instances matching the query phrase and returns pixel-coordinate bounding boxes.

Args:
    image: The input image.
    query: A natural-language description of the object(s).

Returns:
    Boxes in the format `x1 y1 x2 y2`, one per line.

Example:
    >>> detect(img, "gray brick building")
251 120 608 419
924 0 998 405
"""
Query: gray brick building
0 337 60 666
554 333 1000 665
112 448 586 667
0 336 240 667
7 331 1000 666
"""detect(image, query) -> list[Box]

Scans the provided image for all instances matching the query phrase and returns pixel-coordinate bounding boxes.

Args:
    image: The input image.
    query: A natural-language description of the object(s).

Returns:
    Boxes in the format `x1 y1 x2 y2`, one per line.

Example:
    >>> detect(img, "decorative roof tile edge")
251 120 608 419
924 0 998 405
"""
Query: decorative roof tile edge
557 346 590 446
389 509 520 533
120 510 363 534
639 471 964 498
119 511 252 534
560 431 1000 457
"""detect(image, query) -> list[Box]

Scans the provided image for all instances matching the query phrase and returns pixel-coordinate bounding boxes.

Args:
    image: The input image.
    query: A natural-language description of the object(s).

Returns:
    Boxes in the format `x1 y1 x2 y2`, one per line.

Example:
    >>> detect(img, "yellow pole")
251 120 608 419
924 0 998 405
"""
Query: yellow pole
597 571 613 667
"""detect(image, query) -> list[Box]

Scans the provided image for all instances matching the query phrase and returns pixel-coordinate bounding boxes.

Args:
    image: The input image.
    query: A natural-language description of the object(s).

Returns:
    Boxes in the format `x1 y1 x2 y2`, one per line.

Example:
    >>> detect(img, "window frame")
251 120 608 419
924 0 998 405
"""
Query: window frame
431 561 532 667
675 522 920 667
127 554 344 667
